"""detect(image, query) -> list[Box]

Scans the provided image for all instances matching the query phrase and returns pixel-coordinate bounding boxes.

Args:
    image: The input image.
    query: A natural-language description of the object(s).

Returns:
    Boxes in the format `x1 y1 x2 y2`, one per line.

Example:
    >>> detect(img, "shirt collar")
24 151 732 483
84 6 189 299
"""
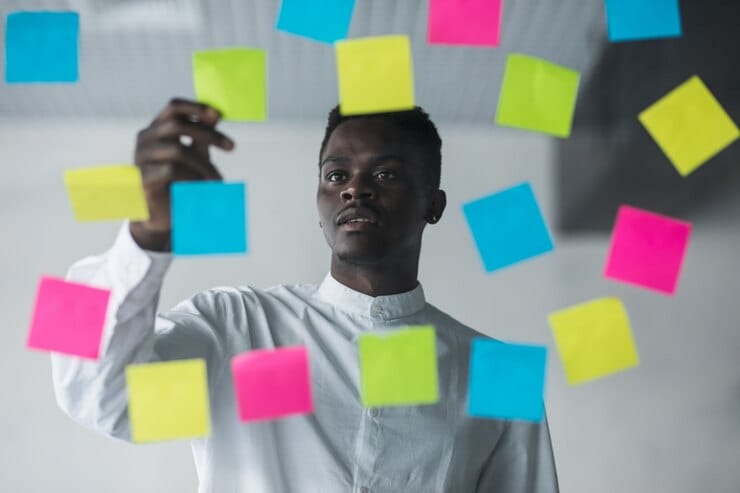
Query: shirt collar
316 273 426 321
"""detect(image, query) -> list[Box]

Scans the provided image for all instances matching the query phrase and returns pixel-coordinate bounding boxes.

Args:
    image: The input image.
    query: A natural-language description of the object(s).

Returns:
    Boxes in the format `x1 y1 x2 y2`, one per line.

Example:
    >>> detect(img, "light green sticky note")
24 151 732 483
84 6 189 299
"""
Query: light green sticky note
335 35 415 115
126 359 211 443
549 297 639 385
358 325 439 407
193 48 267 121
63 164 149 222
638 76 739 176
495 53 581 138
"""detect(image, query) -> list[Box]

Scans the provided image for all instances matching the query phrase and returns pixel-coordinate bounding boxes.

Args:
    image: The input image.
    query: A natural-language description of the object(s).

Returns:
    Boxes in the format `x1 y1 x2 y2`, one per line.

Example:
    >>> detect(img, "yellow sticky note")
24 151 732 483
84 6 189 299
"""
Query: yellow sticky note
638 76 739 176
193 48 267 121
549 297 639 385
126 359 211 443
63 165 149 222
335 35 415 115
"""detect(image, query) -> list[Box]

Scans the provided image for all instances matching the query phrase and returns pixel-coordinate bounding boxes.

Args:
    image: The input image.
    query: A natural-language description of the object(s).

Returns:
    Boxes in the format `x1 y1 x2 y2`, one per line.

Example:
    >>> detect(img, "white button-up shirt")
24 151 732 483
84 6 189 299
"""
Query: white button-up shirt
52 225 559 493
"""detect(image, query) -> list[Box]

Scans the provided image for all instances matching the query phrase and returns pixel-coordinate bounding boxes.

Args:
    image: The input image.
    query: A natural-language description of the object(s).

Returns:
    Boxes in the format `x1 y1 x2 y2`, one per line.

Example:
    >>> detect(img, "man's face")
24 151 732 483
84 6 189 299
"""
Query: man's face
317 118 433 265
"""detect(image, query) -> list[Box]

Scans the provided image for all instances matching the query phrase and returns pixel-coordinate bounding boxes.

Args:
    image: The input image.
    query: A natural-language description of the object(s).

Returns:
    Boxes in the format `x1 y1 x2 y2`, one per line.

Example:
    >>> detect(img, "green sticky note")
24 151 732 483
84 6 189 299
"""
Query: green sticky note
193 48 267 121
495 53 581 138
358 326 439 407
335 35 415 115
126 359 211 443
638 76 739 176
63 164 149 222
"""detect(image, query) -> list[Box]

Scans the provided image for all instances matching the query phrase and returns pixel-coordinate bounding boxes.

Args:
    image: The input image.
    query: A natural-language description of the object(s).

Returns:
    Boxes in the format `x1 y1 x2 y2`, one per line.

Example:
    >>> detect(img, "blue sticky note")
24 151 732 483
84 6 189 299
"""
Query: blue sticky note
468 339 547 422
276 0 355 44
604 0 682 42
462 182 553 273
171 182 248 256
5 11 80 83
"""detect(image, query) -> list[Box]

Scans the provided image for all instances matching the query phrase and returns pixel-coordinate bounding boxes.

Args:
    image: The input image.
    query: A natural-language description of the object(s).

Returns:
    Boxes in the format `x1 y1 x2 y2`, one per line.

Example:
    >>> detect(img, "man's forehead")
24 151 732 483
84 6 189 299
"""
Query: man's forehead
323 117 415 157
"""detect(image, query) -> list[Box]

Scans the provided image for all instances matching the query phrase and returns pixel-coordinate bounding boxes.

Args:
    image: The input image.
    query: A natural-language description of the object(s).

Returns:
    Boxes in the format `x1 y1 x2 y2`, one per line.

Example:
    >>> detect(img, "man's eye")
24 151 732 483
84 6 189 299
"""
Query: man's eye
326 171 346 182
376 170 396 181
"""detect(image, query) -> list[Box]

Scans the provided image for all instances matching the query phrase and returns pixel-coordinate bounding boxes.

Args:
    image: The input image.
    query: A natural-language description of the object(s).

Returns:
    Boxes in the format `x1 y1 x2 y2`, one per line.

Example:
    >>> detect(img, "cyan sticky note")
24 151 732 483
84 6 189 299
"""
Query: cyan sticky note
463 182 554 273
468 339 547 422
27 276 110 359
604 0 682 42
171 181 247 255
276 0 355 44
604 205 692 295
5 11 79 83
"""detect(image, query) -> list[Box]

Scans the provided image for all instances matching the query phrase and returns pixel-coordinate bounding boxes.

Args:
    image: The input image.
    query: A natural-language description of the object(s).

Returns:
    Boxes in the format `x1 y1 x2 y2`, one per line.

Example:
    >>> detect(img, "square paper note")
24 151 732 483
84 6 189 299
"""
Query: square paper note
427 0 503 47
605 0 682 42
27 276 110 359
496 54 581 138
639 76 739 176
126 359 211 443
276 0 355 44
605 205 691 295
232 346 313 422
335 35 415 115
193 48 267 121
549 297 639 385
359 326 439 407
64 165 149 222
463 182 553 273
171 181 247 256
5 11 79 83
468 339 547 422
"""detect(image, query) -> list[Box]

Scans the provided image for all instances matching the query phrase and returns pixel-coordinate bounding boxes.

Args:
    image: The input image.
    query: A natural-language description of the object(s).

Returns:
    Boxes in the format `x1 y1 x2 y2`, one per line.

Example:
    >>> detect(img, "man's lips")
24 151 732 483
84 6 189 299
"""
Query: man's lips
336 207 380 227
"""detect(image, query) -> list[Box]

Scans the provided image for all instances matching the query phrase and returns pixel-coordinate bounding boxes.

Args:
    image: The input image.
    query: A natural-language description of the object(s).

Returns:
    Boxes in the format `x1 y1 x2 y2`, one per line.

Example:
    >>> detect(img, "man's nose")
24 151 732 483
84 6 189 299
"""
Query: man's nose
341 175 376 201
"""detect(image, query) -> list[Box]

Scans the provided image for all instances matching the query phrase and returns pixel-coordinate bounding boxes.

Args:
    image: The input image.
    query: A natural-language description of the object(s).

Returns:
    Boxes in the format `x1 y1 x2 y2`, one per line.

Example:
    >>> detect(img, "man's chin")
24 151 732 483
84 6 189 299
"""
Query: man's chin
334 248 386 266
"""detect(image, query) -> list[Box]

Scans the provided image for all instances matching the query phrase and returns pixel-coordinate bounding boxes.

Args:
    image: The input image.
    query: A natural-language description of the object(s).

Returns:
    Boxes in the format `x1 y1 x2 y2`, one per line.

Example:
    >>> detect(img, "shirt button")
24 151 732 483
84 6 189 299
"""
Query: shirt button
370 305 381 317
369 408 379 417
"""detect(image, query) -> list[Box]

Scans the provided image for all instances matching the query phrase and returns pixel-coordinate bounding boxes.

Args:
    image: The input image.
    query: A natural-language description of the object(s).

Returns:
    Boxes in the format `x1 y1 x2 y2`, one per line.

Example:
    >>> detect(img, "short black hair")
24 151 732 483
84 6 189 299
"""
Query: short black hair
319 105 442 189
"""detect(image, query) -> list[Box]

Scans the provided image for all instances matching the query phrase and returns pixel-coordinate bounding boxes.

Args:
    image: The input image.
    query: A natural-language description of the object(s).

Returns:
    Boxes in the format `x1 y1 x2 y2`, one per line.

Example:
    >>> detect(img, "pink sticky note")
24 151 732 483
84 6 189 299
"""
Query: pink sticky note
231 346 313 422
604 206 692 295
27 276 110 358
427 0 503 47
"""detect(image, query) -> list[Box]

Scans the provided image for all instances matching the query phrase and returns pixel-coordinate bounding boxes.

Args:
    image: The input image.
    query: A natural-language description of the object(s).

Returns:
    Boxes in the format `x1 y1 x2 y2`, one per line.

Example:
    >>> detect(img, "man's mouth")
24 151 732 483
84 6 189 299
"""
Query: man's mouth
336 208 380 227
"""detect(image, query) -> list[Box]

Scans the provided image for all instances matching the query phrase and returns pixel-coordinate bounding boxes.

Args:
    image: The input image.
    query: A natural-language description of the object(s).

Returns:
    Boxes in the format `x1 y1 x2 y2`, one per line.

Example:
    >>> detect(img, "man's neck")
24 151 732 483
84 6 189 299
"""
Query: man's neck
329 256 419 297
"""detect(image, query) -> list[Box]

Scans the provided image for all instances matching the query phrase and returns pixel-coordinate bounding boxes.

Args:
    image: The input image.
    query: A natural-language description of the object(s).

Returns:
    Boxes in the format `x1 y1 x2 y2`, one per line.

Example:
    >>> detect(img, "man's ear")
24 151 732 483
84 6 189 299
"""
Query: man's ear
426 189 447 224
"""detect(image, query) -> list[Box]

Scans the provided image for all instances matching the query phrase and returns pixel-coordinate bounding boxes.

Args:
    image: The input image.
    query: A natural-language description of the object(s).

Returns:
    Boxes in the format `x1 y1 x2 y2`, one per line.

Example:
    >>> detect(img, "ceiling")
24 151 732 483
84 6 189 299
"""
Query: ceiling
0 0 607 122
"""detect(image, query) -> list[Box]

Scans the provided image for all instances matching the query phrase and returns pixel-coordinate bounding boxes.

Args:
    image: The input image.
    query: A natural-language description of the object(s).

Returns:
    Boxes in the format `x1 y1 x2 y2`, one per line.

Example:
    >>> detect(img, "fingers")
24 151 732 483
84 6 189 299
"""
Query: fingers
136 142 223 180
139 118 235 152
152 98 221 127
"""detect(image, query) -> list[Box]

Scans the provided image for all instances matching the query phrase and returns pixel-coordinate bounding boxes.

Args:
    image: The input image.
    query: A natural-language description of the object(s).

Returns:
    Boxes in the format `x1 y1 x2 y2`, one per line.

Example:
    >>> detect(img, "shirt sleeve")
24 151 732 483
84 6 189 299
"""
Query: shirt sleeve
476 414 559 493
51 223 227 442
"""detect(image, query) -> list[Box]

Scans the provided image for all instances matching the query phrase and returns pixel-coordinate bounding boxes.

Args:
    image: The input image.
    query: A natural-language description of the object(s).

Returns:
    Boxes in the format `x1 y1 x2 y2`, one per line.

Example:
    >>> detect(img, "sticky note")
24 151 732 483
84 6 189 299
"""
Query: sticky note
605 0 682 42
427 0 503 47
495 54 581 138
276 0 355 44
462 182 553 273
549 297 639 385
604 205 691 295
126 359 211 443
171 181 247 256
638 76 739 176
5 11 79 83
63 165 149 222
359 326 438 407
335 35 415 115
193 48 267 121
27 277 109 359
231 346 313 422
468 339 546 422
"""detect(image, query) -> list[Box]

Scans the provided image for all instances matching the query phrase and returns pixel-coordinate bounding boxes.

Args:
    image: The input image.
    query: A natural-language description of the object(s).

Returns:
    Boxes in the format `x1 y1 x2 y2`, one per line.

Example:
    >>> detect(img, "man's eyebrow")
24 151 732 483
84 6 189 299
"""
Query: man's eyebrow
320 155 349 166
371 153 407 165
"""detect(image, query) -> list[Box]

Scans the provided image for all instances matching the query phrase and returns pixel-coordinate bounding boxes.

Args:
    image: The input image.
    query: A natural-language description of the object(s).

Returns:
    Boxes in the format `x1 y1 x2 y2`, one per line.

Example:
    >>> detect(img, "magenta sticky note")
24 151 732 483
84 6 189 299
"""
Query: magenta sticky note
231 346 313 422
427 0 504 47
604 206 692 295
27 276 110 358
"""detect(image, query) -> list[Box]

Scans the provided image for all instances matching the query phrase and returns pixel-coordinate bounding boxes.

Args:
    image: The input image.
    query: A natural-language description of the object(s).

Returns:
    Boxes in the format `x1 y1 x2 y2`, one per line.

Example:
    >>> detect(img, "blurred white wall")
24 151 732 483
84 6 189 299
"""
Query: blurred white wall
0 118 738 492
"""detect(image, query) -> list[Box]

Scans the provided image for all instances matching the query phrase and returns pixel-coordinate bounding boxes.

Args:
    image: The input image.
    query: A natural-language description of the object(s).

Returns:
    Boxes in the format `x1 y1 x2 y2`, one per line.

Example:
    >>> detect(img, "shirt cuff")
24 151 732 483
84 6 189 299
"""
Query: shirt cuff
108 221 173 296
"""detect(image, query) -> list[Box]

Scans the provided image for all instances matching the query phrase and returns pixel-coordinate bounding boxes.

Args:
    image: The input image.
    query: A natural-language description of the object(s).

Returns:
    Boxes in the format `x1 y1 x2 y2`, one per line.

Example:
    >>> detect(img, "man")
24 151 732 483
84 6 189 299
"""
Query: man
52 98 558 492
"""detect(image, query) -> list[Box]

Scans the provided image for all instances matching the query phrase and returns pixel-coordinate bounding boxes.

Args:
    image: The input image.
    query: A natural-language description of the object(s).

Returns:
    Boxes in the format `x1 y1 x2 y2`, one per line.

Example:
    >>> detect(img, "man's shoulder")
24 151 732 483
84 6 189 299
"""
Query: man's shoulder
189 282 319 306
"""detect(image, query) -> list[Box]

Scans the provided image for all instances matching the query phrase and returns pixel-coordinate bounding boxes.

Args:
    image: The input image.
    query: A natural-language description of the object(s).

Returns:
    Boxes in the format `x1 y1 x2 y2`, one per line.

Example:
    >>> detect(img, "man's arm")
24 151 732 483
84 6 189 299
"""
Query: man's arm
476 415 559 493
50 99 235 441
